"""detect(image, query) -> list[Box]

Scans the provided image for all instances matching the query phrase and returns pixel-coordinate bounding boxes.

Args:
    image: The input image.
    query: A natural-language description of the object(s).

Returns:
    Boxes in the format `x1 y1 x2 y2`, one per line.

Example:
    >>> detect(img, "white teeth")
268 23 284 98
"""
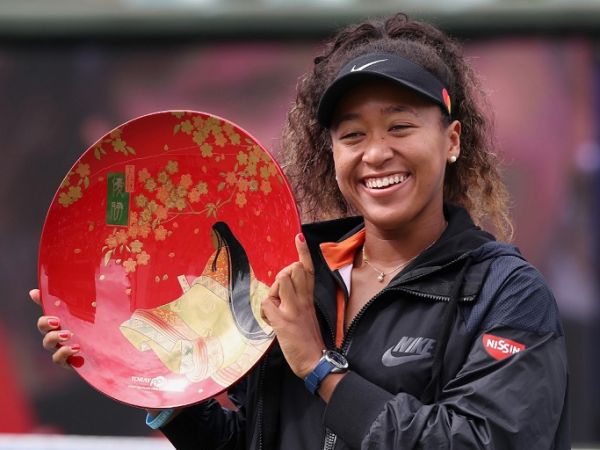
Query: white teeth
365 174 408 189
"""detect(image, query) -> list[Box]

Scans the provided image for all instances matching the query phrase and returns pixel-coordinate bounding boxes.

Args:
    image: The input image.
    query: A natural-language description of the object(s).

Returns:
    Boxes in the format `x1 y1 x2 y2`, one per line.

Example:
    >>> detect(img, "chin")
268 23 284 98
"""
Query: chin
362 209 411 232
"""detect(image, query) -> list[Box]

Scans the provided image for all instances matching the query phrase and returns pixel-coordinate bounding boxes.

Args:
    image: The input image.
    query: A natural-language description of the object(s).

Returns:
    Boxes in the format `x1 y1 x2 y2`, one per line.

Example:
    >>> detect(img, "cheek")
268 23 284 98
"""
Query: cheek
331 146 347 179
417 136 449 166
420 147 449 189
331 155 356 201
333 159 348 190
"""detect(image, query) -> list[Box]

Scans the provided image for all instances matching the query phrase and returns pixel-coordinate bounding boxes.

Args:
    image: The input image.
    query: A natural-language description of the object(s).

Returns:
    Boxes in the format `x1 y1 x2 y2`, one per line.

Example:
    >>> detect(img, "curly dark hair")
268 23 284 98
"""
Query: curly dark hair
279 13 513 241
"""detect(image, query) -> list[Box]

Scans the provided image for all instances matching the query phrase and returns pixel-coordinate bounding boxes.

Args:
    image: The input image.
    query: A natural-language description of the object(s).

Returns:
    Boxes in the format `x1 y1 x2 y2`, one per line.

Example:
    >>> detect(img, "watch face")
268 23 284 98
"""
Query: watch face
325 350 348 369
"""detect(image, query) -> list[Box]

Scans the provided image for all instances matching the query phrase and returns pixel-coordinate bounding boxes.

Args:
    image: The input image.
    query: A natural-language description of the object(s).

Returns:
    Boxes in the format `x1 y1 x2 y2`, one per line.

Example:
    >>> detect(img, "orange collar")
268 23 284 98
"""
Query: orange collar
319 228 365 271
319 229 365 347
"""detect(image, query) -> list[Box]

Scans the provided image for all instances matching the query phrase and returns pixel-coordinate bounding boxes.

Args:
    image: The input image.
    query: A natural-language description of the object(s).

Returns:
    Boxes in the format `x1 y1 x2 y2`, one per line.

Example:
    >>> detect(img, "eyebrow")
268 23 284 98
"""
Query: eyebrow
332 104 420 129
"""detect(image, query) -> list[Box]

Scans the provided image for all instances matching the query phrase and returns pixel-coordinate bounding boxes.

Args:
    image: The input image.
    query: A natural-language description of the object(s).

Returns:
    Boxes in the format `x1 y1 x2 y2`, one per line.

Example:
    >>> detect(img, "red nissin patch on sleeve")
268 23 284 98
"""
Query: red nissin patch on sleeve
482 334 526 361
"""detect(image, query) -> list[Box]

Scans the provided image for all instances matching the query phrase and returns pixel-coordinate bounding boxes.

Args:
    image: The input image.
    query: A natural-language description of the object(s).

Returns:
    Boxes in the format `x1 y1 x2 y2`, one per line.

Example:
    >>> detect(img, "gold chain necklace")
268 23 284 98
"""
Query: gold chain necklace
362 227 446 283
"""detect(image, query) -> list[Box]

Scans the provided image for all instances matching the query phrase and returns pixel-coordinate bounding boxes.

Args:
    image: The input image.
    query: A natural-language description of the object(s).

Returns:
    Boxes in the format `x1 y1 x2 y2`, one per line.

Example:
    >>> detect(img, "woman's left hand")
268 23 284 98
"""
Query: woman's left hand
261 233 324 379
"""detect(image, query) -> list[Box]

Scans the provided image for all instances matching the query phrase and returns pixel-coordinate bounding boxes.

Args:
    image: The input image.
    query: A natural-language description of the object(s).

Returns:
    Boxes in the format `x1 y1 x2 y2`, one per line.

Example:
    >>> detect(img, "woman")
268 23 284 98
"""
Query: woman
118 221 273 385
34 13 569 449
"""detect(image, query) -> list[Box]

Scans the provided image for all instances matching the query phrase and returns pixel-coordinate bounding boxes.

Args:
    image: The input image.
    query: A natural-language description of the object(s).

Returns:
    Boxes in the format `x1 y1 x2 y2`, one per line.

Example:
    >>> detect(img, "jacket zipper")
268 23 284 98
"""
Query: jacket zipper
314 301 336 346
341 289 386 352
396 287 475 303
392 254 469 286
323 430 337 450
340 288 475 359
256 361 266 450
319 291 440 449
320 282 389 450
320 253 472 449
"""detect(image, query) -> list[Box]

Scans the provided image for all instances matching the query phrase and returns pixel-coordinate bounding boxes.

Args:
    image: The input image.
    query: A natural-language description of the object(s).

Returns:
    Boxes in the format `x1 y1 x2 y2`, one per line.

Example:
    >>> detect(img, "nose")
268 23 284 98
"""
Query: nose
362 134 394 166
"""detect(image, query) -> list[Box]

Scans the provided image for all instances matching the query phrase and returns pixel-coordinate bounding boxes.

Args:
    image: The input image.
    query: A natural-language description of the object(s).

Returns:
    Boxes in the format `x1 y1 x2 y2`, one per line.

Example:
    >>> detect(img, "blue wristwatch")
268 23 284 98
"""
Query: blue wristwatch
304 350 349 395
145 408 176 430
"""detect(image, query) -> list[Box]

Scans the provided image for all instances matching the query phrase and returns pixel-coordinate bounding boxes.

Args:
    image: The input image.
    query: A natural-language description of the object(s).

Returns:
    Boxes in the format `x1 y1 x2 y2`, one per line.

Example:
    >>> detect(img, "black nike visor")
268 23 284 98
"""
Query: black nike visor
317 52 452 128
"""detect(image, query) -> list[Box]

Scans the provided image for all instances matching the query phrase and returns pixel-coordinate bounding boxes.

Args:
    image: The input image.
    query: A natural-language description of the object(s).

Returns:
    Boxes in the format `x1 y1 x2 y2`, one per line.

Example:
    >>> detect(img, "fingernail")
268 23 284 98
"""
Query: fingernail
58 331 71 340
48 318 60 328
67 355 84 368
297 233 305 243
70 344 80 352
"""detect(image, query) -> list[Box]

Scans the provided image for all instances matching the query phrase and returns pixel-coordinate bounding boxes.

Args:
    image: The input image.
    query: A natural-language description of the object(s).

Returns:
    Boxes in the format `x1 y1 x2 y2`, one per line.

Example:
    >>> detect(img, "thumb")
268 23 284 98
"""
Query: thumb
295 233 314 276
29 289 41 306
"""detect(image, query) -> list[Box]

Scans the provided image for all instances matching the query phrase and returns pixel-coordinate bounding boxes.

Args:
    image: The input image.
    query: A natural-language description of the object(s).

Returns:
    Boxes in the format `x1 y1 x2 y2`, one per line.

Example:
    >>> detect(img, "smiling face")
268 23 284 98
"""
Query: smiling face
330 79 461 236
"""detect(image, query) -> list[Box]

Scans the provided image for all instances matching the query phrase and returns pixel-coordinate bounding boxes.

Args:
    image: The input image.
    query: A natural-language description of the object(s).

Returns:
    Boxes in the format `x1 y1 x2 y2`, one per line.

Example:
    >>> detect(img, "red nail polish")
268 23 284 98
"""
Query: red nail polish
67 355 84 368
58 331 70 340
70 344 80 351
298 233 305 243
48 318 60 328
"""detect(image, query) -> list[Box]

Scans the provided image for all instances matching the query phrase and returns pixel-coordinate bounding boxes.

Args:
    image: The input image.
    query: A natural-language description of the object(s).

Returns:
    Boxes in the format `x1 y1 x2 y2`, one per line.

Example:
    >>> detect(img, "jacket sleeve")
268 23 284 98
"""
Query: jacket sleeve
323 262 569 449
160 380 248 450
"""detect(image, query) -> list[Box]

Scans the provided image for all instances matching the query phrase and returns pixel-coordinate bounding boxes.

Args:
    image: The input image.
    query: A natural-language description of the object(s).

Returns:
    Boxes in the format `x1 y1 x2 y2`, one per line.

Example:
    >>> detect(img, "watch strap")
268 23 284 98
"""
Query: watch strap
145 408 175 430
304 358 336 395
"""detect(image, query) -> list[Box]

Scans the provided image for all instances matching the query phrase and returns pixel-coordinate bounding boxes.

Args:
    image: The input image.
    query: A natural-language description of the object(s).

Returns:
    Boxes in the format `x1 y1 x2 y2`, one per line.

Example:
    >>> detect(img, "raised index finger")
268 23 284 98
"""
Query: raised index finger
295 233 314 276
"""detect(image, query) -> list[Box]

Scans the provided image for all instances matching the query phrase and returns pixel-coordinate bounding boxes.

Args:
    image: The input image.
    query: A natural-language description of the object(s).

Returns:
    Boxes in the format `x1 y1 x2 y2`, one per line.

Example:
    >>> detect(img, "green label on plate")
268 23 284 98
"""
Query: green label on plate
106 172 130 226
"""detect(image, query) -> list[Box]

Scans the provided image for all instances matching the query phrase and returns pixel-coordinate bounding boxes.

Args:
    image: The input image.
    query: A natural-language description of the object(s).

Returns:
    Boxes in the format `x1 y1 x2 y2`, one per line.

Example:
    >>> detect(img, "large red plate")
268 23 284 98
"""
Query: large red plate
38 111 301 408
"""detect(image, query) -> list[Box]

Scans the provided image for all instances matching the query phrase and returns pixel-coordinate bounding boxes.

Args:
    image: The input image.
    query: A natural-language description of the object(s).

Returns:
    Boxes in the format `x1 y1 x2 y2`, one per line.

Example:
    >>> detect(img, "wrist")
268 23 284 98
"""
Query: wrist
145 408 176 430
317 372 346 402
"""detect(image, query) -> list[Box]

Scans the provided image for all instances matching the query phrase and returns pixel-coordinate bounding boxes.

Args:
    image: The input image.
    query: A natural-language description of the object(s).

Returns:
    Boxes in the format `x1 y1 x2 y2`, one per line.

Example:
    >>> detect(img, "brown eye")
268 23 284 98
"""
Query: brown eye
389 124 411 133
341 131 363 140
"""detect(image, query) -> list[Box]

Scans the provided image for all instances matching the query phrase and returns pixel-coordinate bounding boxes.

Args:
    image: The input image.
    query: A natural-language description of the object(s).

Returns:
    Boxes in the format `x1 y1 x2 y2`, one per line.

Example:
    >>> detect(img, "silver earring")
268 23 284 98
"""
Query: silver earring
448 155 458 164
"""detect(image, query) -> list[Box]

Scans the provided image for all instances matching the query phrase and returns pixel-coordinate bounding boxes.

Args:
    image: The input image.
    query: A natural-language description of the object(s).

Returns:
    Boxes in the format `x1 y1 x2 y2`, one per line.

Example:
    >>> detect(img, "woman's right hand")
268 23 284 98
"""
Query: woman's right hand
30 289 79 369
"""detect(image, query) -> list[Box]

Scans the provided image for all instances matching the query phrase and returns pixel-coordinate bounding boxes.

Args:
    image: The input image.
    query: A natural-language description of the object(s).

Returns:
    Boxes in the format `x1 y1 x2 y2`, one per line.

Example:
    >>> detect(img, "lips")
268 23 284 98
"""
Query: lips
364 173 409 189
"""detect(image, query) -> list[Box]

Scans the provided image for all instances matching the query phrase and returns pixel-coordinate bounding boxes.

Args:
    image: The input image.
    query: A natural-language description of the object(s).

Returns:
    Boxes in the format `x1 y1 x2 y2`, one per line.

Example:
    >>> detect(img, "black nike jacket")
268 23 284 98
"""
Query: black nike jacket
160 203 570 449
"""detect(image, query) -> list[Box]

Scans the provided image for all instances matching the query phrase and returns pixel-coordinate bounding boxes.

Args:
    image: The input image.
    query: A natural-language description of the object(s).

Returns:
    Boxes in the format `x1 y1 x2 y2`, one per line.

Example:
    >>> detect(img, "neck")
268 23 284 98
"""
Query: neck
360 215 447 269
